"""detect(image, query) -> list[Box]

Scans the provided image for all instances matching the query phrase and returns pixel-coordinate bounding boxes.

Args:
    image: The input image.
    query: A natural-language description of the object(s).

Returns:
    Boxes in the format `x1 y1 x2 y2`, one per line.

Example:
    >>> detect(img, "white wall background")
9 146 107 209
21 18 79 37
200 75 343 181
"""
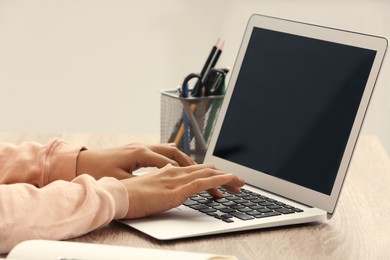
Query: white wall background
0 0 389 154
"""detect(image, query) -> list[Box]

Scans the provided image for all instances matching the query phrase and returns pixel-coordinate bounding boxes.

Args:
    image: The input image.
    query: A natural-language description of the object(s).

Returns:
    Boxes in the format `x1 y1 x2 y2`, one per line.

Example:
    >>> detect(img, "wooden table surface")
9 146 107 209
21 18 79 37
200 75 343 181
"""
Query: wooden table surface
1 132 390 259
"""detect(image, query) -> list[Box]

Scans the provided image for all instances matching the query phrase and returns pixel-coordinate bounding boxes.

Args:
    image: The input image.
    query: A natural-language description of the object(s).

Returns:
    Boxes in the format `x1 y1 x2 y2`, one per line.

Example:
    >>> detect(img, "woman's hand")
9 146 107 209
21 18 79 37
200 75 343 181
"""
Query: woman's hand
120 164 245 219
76 143 195 180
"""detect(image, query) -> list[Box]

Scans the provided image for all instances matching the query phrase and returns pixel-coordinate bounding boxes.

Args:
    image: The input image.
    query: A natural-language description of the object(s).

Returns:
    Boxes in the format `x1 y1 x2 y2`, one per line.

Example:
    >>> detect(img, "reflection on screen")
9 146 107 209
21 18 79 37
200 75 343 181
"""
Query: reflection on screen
213 27 376 195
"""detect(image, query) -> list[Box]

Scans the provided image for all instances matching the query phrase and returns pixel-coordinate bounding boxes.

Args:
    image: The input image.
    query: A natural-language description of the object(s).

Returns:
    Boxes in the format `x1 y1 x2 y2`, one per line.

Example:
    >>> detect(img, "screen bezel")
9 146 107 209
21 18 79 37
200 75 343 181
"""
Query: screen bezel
205 14 388 215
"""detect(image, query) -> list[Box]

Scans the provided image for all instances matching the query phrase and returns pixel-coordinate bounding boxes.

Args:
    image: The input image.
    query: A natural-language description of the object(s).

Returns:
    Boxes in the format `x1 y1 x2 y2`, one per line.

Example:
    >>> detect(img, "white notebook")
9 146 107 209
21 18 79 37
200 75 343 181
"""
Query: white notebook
7 240 238 260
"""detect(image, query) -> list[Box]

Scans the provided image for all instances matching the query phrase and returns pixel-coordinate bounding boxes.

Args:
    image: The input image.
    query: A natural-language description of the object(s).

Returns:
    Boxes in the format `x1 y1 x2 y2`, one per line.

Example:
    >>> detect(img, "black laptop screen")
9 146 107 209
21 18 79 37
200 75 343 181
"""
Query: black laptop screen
213 27 377 195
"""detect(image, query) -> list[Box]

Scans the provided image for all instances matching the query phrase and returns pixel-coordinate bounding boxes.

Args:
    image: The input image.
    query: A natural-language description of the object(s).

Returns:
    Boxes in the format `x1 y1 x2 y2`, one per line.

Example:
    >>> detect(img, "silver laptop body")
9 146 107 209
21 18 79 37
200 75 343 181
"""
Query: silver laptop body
121 14 387 240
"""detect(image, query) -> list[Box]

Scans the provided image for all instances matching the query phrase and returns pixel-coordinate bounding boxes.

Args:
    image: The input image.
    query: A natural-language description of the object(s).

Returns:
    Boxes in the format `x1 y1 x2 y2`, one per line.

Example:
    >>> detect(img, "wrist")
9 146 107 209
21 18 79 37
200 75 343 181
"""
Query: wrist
76 149 89 177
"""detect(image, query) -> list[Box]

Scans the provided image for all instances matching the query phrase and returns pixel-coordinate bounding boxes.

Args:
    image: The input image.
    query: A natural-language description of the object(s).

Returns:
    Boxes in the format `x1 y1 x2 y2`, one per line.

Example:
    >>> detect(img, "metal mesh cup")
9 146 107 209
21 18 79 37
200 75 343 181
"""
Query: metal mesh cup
160 89 224 163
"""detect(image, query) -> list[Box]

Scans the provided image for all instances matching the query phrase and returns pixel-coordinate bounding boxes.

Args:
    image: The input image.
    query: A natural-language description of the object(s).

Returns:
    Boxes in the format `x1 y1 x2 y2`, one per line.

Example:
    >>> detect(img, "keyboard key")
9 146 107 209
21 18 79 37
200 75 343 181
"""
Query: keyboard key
220 208 236 213
205 201 221 207
199 193 213 199
251 199 267 203
190 204 209 210
231 204 245 210
258 208 273 213
220 214 233 219
242 202 256 207
223 201 238 206
249 205 265 210
184 199 198 206
235 193 250 198
213 212 232 219
275 208 295 214
206 212 219 217
191 196 205 201
259 202 274 207
267 205 283 210
235 199 249 204
246 210 263 216
254 212 282 218
222 218 234 223
238 207 254 213
200 208 217 213
213 205 229 210
229 211 254 220
214 198 229 203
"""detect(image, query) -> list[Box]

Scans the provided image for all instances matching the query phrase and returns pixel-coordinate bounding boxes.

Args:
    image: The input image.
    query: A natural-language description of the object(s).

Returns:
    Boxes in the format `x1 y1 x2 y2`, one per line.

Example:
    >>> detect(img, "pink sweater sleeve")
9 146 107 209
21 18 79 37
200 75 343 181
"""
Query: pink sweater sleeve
0 139 129 254
0 138 82 186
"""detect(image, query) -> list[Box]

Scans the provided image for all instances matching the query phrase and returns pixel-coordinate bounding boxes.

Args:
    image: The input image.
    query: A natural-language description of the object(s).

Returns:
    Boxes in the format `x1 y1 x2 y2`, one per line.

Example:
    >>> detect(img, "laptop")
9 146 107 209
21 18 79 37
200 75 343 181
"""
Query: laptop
121 14 388 239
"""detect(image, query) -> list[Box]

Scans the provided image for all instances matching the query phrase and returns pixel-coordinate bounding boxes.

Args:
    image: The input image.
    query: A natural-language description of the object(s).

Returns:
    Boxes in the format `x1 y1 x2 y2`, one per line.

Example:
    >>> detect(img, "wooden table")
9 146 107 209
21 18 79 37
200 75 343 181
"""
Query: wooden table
1 133 390 259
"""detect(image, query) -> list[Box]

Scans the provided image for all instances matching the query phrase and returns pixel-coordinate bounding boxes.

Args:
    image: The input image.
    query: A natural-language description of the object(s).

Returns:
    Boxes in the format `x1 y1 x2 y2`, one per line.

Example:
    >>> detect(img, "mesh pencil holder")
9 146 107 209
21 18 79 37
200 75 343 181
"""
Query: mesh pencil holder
160 89 224 163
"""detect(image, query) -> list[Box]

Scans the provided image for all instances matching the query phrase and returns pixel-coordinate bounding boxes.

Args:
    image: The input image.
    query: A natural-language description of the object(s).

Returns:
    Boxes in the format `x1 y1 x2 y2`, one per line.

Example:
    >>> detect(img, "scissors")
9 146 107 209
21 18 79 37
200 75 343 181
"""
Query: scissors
181 68 229 97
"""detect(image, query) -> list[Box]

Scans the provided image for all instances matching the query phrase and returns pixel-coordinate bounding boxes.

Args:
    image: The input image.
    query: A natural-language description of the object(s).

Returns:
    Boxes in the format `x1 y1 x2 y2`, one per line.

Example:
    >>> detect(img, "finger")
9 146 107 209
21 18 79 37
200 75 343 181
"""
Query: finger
178 163 217 173
180 174 244 198
149 144 196 166
135 148 183 168
220 185 242 194
173 164 245 190
163 164 218 179
180 164 246 191
207 187 223 198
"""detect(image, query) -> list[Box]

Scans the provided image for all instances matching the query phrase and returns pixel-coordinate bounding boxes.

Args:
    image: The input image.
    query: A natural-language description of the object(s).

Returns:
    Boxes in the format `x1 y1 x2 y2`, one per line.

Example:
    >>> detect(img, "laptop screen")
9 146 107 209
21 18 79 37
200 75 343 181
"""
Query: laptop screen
213 27 377 195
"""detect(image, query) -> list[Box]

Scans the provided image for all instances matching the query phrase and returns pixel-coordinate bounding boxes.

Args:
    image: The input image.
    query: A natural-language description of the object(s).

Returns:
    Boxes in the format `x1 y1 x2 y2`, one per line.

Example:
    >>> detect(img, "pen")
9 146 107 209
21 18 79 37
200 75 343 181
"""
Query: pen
182 110 191 155
174 103 197 146
200 39 220 79
191 39 221 97
182 102 207 152
209 40 224 70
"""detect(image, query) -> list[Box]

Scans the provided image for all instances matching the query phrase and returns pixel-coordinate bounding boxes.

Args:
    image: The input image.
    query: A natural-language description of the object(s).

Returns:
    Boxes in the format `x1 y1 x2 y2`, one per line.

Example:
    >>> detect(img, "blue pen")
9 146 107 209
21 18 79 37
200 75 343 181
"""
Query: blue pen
182 109 191 155
182 83 191 154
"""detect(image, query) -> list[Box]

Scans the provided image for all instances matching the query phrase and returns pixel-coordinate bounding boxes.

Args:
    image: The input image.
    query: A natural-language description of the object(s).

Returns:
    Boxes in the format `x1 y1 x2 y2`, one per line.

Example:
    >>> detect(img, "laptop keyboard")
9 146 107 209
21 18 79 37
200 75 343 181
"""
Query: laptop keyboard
183 188 303 223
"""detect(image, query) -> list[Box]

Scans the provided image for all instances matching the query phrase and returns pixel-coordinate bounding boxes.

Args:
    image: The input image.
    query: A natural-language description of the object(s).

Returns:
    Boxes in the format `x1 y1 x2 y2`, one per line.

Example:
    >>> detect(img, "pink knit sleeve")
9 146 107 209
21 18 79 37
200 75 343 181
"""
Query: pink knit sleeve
0 138 84 186
0 139 129 253
0 175 128 254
